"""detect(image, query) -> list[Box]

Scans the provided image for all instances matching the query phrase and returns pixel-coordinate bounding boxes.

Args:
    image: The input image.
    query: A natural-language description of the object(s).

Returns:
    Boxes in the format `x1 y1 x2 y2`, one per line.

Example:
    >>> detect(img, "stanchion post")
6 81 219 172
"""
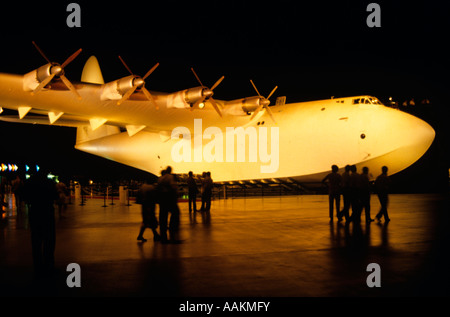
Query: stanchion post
110 185 115 205
126 186 131 206
102 185 108 207
79 185 85 206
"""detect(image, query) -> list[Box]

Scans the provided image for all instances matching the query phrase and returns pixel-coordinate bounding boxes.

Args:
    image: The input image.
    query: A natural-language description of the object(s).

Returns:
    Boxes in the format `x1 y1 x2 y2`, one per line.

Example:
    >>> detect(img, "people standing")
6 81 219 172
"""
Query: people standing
201 172 213 212
322 165 342 221
56 179 69 218
23 168 59 278
157 166 180 243
349 165 362 223
187 171 198 213
12 175 24 210
339 165 351 222
375 166 391 223
360 167 374 224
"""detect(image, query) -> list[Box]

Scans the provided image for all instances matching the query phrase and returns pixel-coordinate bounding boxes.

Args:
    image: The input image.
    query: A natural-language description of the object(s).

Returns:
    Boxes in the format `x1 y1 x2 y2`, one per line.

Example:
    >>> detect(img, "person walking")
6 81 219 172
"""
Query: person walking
375 166 391 222
136 179 161 242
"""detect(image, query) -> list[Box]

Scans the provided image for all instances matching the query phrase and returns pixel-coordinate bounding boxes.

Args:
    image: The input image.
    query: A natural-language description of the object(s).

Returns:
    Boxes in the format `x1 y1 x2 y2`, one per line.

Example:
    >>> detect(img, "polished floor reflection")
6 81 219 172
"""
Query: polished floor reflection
1 193 449 297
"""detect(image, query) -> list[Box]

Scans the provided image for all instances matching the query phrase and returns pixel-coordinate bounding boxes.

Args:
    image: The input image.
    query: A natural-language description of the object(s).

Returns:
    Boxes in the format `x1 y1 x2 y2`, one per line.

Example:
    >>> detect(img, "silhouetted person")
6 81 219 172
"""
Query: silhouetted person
23 169 58 277
56 180 69 218
349 165 362 222
322 165 342 221
157 166 180 243
375 166 391 222
360 167 374 223
200 172 206 210
136 179 161 242
12 175 24 210
339 165 351 222
0 177 8 210
187 171 198 213
201 172 213 212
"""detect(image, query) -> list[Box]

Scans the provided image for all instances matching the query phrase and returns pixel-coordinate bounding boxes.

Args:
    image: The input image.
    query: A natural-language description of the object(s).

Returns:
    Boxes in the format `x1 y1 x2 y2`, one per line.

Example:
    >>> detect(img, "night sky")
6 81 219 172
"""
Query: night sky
0 1 449 190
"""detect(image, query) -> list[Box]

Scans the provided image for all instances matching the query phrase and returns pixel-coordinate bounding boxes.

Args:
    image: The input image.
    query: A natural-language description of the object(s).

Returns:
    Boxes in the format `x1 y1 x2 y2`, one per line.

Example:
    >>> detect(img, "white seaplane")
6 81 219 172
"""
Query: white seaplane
0 43 435 183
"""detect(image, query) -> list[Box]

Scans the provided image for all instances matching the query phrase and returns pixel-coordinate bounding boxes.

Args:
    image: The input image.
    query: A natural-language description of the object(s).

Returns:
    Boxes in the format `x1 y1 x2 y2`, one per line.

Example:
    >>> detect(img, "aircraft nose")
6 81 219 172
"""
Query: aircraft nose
379 109 435 175
399 112 435 151
414 116 435 148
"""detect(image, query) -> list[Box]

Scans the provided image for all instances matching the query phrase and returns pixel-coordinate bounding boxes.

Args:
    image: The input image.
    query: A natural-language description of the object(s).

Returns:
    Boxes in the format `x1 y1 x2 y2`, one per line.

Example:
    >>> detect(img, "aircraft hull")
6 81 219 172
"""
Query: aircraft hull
74 99 435 182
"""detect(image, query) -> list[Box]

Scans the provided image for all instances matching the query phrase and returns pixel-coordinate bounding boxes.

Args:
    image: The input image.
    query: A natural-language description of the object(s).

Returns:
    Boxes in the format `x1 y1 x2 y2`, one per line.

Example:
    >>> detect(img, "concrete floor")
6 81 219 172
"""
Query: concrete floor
1 193 449 298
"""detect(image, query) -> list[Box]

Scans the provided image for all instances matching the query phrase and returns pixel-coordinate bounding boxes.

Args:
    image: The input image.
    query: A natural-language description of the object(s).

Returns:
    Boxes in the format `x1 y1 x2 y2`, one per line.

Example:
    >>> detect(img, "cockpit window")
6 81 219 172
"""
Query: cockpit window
352 97 383 105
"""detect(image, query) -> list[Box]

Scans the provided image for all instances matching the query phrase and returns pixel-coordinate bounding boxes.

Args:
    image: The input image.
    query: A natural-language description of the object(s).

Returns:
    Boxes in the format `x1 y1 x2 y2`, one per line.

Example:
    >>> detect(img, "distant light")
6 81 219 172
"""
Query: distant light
25 174 31 179
199 102 205 109
0 107 3 114
89 180 93 185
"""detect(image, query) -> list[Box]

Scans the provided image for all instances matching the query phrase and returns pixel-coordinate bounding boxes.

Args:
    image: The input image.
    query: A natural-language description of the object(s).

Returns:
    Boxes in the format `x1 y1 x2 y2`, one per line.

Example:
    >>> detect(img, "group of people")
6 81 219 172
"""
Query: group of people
322 164 391 224
136 167 214 244
136 166 179 244
186 171 213 213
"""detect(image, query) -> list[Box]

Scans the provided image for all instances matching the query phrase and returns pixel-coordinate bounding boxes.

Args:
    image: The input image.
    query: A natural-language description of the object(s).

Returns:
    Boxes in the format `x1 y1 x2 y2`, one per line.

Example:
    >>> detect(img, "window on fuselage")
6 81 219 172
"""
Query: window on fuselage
352 97 383 105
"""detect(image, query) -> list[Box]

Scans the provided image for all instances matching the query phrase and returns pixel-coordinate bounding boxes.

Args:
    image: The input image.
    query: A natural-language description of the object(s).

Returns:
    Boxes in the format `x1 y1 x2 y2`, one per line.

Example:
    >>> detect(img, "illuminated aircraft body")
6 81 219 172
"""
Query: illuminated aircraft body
0 45 435 183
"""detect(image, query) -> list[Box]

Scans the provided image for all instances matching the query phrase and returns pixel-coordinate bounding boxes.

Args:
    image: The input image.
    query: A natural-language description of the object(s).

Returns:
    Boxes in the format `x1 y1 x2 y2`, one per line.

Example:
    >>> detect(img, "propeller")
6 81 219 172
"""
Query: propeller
31 41 82 99
117 56 159 108
191 67 224 117
249 79 278 123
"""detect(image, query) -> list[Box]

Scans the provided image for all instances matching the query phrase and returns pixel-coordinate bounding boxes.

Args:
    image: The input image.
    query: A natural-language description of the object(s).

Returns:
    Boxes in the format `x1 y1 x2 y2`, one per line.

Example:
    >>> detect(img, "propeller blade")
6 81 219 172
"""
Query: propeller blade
266 85 278 100
117 86 137 105
32 73 56 94
191 68 204 87
210 76 225 91
209 98 222 117
118 56 134 75
250 103 264 120
142 87 159 110
60 75 81 99
250 80 262 98
265 105 277 124
143 62 160 80
32 41 51 64
61 48 83 68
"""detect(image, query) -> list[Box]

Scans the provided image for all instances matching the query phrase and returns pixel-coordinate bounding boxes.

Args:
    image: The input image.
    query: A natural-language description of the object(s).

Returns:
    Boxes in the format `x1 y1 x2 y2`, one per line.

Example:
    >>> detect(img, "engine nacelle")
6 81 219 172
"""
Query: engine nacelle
184 86 205 105
100 75 144 101
23 63 58 92
35 63 53 83
223 96 263 116
241 96 264 112
116 75 137 96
